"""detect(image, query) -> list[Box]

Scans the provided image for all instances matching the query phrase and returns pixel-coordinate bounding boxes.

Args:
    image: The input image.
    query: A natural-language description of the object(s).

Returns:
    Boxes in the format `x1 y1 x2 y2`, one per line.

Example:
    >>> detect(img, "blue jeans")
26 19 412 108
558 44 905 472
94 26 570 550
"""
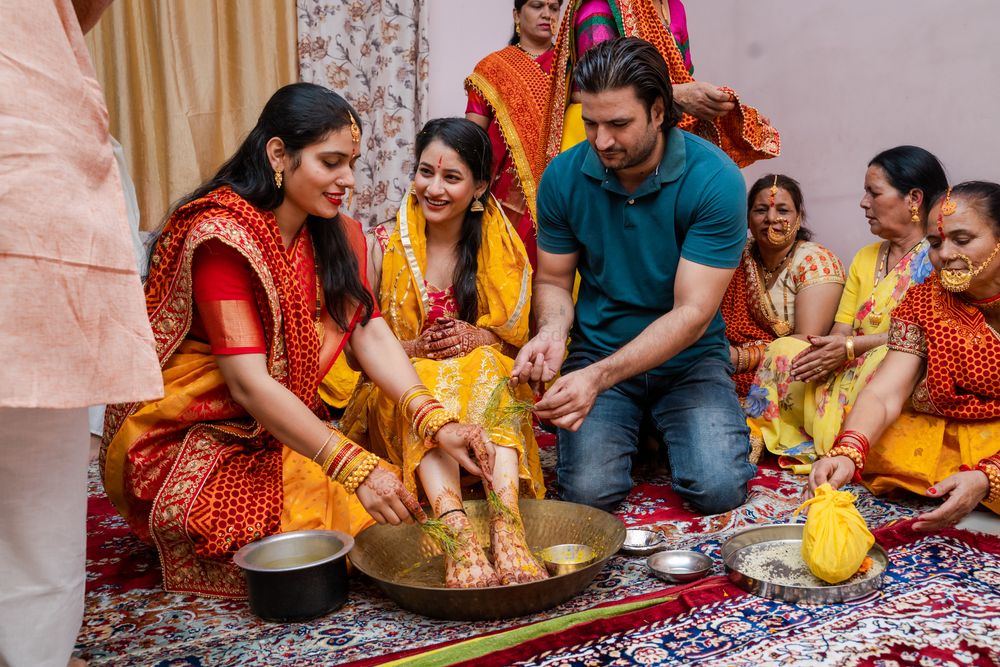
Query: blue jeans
556 352 755 514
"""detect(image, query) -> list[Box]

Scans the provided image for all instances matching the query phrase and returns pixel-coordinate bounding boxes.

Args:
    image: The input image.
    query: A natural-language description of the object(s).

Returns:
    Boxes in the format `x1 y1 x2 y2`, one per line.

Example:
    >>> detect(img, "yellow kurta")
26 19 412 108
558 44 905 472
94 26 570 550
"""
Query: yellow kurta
339 193 545 498
747 241 931 473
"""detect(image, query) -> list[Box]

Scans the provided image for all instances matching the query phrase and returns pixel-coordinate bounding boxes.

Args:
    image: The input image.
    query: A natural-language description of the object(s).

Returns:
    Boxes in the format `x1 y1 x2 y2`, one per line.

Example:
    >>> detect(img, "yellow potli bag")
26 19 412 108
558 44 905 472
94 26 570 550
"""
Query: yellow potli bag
793 483 875 584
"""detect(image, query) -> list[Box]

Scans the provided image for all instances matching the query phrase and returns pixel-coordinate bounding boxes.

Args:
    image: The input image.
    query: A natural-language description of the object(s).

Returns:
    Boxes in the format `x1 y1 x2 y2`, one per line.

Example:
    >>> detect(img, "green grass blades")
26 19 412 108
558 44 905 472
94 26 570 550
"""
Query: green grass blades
481 377 535 431
487 490 522 530
420 518 465 560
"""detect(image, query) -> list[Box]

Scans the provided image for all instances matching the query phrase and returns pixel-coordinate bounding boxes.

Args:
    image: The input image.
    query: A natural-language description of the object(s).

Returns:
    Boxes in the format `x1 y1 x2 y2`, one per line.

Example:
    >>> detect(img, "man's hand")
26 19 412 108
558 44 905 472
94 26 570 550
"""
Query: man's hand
532 365 603 432
673 82 736 122
510 328 566 390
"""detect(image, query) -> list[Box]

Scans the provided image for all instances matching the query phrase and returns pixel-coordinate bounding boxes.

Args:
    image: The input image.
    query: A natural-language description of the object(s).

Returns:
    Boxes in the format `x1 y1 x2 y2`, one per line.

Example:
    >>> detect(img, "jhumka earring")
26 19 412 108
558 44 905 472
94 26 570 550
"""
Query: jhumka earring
274 168 283 189
470 196 485 213
515 20 521 36
347 189 354 209
910 205 920 224
348 112 361 145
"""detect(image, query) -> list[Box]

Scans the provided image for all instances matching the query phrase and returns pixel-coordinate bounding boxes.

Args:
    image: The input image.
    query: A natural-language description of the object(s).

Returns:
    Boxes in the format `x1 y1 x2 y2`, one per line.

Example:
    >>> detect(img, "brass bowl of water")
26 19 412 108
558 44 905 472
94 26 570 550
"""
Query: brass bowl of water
233 529 353 622
540 543 596 575
350 499 625 620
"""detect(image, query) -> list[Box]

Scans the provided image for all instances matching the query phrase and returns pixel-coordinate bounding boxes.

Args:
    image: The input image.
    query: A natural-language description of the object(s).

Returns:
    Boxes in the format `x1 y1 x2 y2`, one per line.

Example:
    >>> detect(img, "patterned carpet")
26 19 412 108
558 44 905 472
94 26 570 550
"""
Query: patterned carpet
76 435 999 666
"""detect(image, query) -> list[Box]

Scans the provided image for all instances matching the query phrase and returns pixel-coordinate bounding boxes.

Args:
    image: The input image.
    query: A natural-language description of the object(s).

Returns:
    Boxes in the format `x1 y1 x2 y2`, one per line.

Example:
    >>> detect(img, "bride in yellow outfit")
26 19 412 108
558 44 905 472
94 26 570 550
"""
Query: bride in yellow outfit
340 118 546 588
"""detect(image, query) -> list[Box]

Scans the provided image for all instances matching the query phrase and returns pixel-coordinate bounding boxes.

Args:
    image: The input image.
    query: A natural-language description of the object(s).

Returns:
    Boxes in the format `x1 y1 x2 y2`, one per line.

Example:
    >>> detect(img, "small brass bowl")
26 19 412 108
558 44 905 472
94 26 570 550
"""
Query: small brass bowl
647 550 712 584
540 543 596 576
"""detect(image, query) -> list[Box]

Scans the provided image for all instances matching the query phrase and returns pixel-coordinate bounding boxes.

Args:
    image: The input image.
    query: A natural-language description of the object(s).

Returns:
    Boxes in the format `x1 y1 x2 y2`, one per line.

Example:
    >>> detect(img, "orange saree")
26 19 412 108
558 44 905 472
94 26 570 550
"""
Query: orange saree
867 275 1000 514
543 0 780 167
101 187 372 597
720 244 779 397
466 46 554 268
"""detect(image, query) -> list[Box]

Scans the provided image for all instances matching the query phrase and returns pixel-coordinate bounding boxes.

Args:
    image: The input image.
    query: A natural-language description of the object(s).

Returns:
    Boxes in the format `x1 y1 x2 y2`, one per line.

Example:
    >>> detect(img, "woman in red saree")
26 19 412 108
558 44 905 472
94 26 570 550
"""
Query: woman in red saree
102 84 494 598
812 182 1000 529
465 0 562 269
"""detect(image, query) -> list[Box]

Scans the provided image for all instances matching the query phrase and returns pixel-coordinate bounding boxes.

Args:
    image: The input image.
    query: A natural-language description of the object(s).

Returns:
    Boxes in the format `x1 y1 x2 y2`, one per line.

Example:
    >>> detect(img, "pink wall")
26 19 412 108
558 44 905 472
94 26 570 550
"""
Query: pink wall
427 1 1000 262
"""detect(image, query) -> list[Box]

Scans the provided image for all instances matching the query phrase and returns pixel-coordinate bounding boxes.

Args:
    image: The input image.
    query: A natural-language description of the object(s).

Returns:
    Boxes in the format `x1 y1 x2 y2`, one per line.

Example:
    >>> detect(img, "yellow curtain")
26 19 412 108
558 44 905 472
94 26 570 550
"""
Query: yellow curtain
85 1 297 231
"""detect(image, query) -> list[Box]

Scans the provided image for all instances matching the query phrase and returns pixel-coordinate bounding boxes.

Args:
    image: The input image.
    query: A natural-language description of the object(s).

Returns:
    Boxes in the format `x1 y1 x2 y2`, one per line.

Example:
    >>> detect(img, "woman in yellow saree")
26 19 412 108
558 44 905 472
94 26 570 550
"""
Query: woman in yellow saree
341 118 547 588
101 86 493 598
746 146 948 473
812 182 1000 528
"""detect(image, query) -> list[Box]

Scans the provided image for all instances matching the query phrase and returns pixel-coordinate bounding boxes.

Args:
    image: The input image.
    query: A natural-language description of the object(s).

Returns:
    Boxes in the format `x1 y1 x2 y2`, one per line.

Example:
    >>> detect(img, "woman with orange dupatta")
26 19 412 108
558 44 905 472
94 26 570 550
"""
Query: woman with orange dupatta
722 174 845 401
465 0 562 270
101 84 495 598
812 182 1000 530
544 0 780 167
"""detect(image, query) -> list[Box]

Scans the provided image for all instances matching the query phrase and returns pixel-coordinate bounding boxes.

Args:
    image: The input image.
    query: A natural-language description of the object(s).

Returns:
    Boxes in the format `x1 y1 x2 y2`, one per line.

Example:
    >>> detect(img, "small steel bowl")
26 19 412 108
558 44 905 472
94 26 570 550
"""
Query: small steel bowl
647 550 713 584
233 529 353 622
540 543 596 576
620 528 667 556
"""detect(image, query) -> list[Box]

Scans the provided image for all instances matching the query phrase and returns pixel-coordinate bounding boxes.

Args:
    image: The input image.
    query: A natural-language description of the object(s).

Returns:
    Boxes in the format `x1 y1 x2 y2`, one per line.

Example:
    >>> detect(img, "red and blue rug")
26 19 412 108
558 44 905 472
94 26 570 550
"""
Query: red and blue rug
76 434 1000 666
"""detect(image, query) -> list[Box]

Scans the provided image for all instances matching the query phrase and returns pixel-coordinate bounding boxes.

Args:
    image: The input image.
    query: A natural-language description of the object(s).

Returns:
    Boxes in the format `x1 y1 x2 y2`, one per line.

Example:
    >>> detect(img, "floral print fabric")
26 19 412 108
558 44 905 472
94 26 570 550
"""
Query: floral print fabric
298 0 429 228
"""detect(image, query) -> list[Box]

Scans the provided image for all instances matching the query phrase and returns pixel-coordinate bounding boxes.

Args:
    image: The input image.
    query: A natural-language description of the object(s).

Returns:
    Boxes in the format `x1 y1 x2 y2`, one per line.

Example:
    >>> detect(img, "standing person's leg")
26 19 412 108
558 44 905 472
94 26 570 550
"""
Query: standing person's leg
0 407 89 667
556 354 644 511
651 358 755 515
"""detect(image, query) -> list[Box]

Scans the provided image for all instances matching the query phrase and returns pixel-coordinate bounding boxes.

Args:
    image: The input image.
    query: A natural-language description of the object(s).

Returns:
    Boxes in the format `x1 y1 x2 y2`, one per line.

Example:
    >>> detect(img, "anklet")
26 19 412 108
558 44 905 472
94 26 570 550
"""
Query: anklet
438 507 467 521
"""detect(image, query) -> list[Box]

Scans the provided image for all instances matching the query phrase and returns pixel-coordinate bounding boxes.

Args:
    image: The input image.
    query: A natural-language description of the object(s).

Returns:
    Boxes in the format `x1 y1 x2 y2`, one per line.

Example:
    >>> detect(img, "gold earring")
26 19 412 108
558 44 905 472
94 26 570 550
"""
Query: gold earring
409 183 416 196
470 196 485 213
910 205 920 223
347 188 353 209
274 168 283 189
515 20 521 36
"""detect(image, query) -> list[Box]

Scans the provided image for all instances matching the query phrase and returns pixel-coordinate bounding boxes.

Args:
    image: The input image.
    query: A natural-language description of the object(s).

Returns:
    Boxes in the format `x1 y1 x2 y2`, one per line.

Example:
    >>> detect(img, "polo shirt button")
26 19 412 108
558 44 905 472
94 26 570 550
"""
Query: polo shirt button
627 199 635 205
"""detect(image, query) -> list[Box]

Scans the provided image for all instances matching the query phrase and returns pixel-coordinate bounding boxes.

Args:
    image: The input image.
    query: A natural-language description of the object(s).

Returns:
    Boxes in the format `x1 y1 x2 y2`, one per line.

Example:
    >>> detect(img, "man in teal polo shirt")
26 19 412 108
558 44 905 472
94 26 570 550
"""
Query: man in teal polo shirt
511 37 755 513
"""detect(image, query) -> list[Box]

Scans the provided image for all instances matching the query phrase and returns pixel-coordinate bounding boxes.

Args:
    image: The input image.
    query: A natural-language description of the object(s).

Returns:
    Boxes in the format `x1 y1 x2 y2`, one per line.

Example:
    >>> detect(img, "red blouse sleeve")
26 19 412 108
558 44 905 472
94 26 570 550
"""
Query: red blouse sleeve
192 239 267 355
465 87 492 119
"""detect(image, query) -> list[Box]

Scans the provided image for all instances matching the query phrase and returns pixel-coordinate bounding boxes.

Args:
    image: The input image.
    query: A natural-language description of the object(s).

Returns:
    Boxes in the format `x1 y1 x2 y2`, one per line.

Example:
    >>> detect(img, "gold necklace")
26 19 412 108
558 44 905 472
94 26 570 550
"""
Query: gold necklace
754 242 797 336
514 42 549 58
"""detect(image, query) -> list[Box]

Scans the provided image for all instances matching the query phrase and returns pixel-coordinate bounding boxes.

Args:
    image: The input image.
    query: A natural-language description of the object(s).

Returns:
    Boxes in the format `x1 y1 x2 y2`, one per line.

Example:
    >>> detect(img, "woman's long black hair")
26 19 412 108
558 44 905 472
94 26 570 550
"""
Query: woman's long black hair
163 82 374 330
414 118 492 324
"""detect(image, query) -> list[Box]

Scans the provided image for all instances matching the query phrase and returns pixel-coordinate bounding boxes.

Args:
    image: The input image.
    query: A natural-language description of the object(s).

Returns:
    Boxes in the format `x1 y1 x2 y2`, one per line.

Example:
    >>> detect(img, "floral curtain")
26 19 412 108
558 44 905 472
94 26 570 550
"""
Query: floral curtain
298 0 430 228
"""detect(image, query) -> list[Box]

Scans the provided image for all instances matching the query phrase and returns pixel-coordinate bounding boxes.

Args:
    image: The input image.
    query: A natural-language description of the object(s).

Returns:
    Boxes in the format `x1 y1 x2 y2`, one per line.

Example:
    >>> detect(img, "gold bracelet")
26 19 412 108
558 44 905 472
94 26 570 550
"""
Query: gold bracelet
311 430 337 463
343 453 380 494
975 458 1000 504
420 407 460 443
845 336 856 361
397 385 433 417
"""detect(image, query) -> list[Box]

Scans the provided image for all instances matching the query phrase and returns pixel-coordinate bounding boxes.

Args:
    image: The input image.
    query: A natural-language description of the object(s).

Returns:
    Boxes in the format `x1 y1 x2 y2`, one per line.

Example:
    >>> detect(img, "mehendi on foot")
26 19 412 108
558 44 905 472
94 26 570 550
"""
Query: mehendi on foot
441 510 500 588
489 483 548 585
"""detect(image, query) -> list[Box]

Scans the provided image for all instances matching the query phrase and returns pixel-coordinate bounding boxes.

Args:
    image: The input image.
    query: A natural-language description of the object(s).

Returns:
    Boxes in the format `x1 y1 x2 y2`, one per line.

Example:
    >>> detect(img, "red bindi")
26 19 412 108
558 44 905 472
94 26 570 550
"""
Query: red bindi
437 156 443 169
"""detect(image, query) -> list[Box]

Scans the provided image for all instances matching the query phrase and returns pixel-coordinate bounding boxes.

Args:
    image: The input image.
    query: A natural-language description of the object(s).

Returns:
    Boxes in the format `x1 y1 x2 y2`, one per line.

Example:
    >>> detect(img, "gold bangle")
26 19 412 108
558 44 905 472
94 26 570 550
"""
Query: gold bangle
311 430 337 463
420 407 460 444
397 385 433 417
845 336 856 361
976 458 1000 504
343 453 380 494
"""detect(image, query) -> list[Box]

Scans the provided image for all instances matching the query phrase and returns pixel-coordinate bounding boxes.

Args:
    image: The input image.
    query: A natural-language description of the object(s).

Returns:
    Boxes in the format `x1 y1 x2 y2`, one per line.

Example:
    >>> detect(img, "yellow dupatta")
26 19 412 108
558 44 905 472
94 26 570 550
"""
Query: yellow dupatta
339 191 544 498
380 191 530 346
